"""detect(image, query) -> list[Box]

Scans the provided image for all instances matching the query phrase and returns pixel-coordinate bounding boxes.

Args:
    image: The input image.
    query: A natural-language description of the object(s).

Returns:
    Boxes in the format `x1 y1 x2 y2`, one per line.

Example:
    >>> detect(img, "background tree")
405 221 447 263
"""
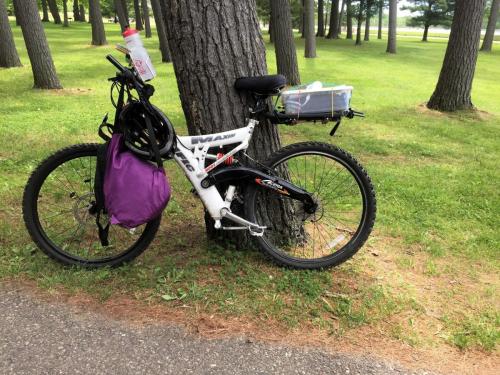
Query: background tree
41 0 50 22
364 0 375 41
14 0 62 89
300 0 305 38
62 0 69 27
355 0 366 45
338 0 345 34
0 0 22 68
346 0 353 38
150 0 171 62
133 0 143 30
317 0 325 36
47 0 62 24
481 0 499 51
304 0 316 56
114 0 128 31
89 0 107 45
386 0 397 53
377 0 383 39
271 0 301 85
142 0 151 37
73 0 81 21
403 0 454 42
327 0 339 38
79 3 86 22
427 0 486 111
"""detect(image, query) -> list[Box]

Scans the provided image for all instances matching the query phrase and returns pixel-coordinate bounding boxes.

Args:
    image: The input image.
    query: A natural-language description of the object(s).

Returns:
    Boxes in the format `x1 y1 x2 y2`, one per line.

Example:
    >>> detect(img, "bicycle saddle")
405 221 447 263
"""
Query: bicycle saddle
234 74 286 95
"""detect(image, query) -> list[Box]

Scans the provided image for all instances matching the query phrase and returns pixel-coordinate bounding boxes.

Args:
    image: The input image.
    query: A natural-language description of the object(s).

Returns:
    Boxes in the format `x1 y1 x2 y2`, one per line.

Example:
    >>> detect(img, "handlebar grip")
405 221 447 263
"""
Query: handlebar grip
106 54 125 72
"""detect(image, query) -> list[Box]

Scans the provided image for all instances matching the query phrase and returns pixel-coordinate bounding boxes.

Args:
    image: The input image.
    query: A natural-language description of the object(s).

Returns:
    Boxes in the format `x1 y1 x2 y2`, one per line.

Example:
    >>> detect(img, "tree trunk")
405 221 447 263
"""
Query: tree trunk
114 0 128 31
121 0 129 20
327 0 339 38
304 0 316 57
364 9 370 41
422 23 430 42
42 0 50 22
338 0 345 34
269 9 274 43
427 0 486 111
355 0 364 45
324 0 329 31
377 0 382 39
317 0 325 37
161 0 291 243
63 0 69 27
133 0 143 30
346 0 353 39
73 0 80 21
151 0 171 62
301 0 305 38
89 0 107 45
481 0 499 52
142 0 151 37
0 0 22 68
386 0 396 53
14 0 62 89
271 0 300 85
79 4 86 22
47 0 62 24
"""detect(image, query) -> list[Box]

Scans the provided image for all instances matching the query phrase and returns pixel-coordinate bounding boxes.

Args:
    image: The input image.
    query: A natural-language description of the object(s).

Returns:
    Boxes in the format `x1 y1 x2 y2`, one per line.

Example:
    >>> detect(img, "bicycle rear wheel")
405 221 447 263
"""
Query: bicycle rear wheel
23 143 160 268
245 142 376 269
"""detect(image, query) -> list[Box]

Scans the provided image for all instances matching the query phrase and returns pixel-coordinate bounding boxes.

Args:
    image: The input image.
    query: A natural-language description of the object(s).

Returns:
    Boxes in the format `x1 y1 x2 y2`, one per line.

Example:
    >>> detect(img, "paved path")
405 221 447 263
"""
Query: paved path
0 287 432 375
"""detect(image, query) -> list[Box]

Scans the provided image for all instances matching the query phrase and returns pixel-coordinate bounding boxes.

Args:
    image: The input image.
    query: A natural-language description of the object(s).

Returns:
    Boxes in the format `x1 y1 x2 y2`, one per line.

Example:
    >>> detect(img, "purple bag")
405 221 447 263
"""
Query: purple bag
104 134 171 228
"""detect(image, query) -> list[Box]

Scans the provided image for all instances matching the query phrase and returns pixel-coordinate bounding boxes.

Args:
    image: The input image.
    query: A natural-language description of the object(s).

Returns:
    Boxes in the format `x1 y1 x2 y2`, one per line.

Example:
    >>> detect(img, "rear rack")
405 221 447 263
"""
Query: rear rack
266 108 364 125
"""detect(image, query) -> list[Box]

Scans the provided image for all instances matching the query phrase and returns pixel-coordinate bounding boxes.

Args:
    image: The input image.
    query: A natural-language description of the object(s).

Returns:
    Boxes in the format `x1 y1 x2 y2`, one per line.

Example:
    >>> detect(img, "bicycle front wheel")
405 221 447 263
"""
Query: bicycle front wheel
245 142 376 270
23 143 161 268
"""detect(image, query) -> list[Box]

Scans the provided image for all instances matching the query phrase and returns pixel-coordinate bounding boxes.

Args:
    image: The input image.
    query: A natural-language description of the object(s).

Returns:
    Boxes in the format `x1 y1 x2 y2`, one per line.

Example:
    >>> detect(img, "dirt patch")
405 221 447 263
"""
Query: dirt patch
42 88 93 96
3 278 498 375
416 103 495 121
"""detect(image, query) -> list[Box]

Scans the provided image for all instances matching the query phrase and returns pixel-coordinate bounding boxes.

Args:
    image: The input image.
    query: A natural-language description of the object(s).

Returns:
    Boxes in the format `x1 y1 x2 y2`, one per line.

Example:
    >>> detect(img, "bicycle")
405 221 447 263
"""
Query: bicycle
23 54 376 270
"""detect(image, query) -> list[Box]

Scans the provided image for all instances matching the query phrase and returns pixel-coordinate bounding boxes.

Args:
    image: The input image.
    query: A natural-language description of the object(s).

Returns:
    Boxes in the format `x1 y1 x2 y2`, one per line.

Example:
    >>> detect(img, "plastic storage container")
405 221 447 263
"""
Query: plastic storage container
280 83 353 118
122 28 156 81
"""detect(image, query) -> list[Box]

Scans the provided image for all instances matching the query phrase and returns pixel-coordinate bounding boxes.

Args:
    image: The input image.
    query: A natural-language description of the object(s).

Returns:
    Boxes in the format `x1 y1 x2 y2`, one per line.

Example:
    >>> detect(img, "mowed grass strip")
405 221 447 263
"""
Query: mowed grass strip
0 21 498 353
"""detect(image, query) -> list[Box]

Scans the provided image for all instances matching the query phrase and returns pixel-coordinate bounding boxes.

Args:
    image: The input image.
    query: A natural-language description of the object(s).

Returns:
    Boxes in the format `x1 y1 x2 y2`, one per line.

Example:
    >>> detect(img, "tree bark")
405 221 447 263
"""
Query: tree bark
338 0 345 34
151 0 171 62
300 0 305 38
481 0 499 52
89 0 107 45
269 9 274 43
304 0 316 57
386 0 396 53
133 0 143 30
42 0 50 22
79 4 86 22
121 0 129 20
114 0 128 31
327 0 339 38
346 0 353 39
364 0 373 41
14 0 62 89
355 0 364 45
47 0 62 24
271 0 300 85
427 0 486 111
161 0 292 243
63 0 69 27
317 0 325 37
422 23 430 42
377 0 382 39
73 0 80 21
142 0 151 37
0 0 22 68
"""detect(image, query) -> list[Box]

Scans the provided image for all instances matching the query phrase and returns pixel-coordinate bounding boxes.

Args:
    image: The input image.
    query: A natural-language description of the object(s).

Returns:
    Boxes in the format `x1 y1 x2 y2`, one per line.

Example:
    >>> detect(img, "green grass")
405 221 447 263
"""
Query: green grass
0 21 499 354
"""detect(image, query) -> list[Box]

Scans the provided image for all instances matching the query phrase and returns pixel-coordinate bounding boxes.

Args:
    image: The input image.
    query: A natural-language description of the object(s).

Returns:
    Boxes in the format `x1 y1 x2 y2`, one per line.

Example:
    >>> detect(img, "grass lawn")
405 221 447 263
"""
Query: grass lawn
0 21 499 366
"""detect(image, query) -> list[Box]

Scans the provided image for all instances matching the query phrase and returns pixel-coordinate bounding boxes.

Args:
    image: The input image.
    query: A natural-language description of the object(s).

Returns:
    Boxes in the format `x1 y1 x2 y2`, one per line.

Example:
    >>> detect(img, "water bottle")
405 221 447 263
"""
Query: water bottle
122 28 157 81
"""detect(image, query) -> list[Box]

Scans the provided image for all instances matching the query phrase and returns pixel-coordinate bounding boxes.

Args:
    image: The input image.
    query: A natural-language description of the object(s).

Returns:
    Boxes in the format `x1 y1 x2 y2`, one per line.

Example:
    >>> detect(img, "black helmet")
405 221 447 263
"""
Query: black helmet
119 101 176 160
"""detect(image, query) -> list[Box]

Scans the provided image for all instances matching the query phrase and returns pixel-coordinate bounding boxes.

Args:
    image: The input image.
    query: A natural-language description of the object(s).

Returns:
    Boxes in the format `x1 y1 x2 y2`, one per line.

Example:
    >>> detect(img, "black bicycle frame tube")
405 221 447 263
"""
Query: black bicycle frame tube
201 166 316 206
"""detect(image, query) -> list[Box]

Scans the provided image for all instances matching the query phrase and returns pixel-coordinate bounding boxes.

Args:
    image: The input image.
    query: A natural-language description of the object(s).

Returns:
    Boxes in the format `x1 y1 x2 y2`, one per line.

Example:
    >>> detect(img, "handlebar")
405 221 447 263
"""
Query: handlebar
106 54 126 73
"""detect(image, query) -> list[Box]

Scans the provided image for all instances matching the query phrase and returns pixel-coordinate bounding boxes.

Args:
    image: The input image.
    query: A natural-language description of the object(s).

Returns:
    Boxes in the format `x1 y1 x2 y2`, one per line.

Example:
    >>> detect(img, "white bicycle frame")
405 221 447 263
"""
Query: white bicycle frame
172 118 264 234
